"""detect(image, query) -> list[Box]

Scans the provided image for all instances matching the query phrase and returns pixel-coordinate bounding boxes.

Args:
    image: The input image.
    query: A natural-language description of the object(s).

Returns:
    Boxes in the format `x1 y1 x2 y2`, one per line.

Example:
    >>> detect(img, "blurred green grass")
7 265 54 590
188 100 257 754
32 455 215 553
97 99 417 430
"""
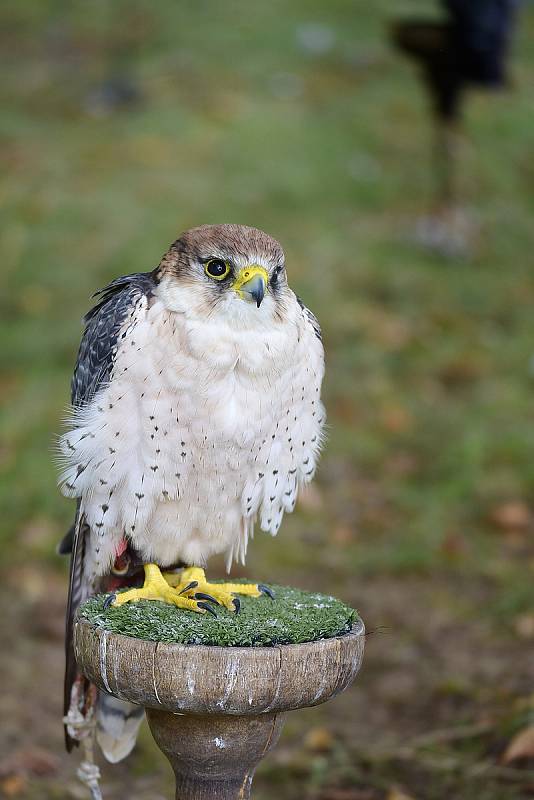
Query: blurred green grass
2 0 533 615
1 2 534 798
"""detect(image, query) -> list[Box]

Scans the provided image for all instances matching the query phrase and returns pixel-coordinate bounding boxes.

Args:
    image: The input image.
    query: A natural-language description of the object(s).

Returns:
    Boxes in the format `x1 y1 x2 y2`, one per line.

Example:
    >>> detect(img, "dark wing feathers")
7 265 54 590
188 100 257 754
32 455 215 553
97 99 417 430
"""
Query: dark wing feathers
71 272 156 408
296 294 322 341
57 522 75 555
63 272 155 749
63 502 88 750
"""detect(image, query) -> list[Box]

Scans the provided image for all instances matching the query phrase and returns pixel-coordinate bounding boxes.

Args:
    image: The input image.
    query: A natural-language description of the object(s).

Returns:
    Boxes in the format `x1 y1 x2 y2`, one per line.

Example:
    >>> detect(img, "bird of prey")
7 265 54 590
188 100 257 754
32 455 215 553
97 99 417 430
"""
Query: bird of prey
58 224 325 763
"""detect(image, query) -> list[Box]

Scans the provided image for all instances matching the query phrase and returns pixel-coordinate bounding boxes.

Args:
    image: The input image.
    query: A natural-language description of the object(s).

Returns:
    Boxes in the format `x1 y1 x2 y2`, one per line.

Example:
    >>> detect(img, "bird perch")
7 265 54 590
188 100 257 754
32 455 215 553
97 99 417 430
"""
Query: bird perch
73 588 365 799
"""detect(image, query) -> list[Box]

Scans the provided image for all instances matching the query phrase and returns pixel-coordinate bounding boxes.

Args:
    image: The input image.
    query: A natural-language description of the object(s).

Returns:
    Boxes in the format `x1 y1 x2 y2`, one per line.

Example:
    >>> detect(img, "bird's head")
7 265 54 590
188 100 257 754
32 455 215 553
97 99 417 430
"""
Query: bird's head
154 224 290 324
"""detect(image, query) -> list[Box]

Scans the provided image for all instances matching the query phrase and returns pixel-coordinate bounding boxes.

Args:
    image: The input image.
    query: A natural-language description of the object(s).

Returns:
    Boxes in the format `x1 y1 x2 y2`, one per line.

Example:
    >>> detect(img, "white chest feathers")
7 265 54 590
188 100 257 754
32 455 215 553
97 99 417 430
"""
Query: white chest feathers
59 295 325 574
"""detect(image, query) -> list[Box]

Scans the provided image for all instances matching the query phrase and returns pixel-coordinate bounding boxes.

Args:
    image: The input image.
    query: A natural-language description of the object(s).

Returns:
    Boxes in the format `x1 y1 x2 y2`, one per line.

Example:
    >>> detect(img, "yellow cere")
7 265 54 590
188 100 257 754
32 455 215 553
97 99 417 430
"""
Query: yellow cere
232 265 269 297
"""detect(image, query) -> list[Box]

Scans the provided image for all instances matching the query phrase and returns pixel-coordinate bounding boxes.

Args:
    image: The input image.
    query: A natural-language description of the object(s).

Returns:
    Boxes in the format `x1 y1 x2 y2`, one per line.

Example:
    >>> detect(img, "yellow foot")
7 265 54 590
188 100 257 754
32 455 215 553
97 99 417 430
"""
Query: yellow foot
162 567 274 613
109 564 217 615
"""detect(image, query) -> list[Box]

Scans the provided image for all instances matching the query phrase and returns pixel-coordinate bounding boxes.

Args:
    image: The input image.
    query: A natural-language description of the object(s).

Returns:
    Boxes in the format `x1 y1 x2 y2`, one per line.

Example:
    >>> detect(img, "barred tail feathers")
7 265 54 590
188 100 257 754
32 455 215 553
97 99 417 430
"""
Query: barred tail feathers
96 694 145 763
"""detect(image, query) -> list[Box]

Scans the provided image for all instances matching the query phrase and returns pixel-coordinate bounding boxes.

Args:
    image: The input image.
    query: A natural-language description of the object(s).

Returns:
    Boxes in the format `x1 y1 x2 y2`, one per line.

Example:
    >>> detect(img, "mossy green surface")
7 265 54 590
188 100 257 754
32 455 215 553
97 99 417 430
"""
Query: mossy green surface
78 584 358 647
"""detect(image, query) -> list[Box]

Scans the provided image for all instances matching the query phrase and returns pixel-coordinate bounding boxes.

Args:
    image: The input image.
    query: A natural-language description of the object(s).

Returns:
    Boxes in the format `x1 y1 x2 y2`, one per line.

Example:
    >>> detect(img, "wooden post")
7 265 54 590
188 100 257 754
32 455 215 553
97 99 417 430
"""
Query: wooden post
146 710 285 799
74 617 365 799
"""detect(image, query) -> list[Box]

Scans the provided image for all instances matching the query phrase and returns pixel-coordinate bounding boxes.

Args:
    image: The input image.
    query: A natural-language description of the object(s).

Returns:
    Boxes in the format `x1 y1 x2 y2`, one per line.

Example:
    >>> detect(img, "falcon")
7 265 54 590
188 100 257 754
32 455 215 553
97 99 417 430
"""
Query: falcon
58 224 325 763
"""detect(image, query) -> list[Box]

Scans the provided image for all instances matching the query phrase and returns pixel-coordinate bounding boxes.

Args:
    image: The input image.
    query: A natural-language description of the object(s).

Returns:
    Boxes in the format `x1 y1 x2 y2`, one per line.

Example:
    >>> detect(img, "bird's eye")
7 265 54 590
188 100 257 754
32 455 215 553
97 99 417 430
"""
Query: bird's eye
205 259 230 280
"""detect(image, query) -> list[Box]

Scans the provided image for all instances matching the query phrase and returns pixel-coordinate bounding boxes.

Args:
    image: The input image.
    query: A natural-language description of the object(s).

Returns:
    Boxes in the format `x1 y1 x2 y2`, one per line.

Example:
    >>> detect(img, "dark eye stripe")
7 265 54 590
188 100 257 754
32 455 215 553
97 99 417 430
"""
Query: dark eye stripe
271 265 284 284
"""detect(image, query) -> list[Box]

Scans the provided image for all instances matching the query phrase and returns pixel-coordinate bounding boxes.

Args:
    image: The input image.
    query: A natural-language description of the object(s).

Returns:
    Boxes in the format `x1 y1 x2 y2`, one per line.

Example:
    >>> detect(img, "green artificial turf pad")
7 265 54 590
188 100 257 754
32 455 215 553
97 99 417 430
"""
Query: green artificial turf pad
78 583 358 647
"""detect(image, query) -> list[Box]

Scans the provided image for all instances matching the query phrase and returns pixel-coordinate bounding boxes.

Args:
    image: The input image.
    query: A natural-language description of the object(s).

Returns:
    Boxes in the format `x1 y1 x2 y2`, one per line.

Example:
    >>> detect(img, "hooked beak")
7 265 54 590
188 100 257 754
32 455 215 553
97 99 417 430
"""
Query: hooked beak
242 274 266 307
232 266 268 308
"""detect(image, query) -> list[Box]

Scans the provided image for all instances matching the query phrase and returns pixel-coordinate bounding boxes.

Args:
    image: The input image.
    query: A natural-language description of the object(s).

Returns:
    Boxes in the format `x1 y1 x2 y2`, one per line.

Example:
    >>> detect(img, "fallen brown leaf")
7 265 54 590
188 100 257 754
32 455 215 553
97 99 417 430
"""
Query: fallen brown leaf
387 788 416 800
331 525 354 545
438 357 484 387
304 726 334 752
0 775 27 797
331 396 359 424
502 726 534 764
0 747 60 779
380 405 413 434
386 786 415 800
489 501 531 531
440 531 468 558
513 614 534 640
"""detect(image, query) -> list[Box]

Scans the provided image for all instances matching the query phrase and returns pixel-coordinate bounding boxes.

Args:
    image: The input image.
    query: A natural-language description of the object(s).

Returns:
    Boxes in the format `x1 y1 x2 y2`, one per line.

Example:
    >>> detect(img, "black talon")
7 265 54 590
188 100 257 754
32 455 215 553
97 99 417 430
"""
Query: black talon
103 593 116 609
197 601 217 617
194 592 221 606
258 584 275 600
179 580 199 595
232 597 241 614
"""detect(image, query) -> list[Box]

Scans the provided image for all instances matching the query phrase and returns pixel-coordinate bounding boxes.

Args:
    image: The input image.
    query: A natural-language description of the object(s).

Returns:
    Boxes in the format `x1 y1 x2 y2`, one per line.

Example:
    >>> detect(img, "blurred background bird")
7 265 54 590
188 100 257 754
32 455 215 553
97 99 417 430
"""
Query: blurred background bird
391 0 518 254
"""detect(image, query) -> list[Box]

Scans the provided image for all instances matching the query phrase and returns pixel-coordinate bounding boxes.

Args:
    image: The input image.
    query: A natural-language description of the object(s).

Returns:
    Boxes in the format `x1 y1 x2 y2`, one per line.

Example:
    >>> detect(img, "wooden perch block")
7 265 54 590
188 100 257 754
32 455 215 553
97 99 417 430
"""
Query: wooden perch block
74 616 365 799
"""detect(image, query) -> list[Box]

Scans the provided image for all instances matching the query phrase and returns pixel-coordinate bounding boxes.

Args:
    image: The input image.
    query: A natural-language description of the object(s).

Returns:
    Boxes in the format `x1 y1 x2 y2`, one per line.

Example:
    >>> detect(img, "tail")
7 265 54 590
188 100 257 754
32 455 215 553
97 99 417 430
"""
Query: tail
61 514 147 759
64 504 91 751
96 694 145 763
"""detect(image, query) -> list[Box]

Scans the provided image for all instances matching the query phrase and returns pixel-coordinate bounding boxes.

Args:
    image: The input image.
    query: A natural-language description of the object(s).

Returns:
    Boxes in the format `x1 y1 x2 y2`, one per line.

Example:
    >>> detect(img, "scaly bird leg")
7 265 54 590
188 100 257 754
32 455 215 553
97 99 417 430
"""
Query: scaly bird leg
162 567 274 613
109 564 217 615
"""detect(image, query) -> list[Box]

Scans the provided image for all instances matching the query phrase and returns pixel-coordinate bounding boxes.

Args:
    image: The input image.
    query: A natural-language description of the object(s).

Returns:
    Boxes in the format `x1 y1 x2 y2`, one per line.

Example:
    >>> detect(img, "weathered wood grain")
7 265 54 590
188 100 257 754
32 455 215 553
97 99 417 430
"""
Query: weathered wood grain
146 709 286 800
73 617 365 799
74 618 364 714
